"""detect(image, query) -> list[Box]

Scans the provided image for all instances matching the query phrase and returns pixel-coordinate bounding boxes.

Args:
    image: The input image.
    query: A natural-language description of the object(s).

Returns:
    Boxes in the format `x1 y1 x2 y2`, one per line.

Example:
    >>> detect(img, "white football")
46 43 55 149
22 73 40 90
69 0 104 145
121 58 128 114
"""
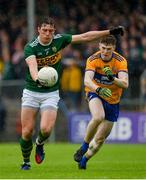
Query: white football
38 66 58 87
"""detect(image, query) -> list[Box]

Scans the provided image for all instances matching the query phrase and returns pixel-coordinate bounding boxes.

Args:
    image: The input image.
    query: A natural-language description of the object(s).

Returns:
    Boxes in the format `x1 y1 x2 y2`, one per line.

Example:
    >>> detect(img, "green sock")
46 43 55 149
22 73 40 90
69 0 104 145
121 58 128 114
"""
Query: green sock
19 137 33 163
36 131 49 144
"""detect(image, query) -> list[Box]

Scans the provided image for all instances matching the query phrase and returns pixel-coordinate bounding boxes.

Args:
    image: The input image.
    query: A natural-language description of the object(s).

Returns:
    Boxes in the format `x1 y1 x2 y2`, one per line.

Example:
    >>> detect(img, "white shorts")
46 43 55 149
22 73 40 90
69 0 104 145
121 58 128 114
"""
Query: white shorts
21 89 60 110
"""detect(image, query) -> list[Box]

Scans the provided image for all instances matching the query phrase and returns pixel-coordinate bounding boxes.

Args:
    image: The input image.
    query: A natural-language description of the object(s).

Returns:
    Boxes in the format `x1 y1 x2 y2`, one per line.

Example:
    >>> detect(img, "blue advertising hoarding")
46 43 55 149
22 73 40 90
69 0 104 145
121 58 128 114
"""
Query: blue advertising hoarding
69 112 146 143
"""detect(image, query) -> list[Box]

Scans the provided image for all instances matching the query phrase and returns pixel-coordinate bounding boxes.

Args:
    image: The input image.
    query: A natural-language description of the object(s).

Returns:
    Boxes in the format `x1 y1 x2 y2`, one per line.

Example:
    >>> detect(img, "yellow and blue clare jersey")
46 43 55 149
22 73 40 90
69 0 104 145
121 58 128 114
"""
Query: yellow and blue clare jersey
85 51 128 104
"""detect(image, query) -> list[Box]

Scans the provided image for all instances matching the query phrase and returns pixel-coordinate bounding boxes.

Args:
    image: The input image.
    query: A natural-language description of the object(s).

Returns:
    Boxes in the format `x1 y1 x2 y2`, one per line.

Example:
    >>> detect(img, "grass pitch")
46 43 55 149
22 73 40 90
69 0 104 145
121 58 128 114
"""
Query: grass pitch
0 143 146 179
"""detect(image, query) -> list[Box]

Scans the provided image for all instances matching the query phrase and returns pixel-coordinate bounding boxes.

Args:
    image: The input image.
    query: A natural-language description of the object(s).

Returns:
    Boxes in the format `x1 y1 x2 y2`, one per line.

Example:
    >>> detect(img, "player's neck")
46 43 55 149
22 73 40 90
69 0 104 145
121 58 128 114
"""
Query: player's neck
38 36 52 46
100 53 113 62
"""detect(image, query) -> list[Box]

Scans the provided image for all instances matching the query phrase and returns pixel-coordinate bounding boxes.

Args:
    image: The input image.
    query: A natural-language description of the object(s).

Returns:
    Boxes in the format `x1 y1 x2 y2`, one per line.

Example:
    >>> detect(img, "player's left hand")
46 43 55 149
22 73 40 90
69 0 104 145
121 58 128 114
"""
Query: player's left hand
36 79 48 87
109 26 125 36
96 87 112 98
103 67 114 81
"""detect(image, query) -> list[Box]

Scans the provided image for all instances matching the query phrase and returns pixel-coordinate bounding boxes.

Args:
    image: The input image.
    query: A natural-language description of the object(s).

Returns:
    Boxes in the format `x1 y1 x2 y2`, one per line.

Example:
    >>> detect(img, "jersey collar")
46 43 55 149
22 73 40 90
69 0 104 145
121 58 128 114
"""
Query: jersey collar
100 53 113 62
38 36 53 46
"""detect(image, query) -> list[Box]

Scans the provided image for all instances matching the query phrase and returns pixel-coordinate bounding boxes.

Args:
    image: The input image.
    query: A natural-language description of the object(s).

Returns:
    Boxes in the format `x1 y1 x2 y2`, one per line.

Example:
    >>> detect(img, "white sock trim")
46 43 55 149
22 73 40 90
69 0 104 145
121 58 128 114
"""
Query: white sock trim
36 138 44 145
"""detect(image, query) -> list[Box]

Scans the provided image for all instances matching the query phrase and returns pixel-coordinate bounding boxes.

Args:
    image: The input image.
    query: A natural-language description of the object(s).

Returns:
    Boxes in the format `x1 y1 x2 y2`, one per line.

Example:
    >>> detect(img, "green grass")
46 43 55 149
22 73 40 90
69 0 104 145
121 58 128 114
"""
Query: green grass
0 143 146 179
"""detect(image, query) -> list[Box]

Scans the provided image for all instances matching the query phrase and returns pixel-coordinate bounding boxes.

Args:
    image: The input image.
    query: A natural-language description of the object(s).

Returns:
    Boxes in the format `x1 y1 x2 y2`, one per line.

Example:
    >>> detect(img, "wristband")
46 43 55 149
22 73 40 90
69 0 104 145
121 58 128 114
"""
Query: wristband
95 87 101 94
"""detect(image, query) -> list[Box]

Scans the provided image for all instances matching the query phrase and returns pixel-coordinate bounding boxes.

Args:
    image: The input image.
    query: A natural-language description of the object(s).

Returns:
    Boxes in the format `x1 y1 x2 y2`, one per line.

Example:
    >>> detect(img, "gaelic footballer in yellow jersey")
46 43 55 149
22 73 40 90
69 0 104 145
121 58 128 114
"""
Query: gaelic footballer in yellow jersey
85 50 128 104
74 35 129 170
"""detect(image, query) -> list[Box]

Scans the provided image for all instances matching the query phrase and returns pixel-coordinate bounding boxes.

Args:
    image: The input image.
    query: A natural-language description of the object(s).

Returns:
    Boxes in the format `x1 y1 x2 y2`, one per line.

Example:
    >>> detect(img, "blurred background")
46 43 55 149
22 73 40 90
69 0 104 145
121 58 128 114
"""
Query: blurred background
0 0 146 143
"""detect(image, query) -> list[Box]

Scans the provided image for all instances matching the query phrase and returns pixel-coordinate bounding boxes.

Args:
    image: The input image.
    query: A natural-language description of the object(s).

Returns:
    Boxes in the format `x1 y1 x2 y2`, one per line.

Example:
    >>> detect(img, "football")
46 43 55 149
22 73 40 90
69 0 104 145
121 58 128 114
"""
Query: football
38 66 58 87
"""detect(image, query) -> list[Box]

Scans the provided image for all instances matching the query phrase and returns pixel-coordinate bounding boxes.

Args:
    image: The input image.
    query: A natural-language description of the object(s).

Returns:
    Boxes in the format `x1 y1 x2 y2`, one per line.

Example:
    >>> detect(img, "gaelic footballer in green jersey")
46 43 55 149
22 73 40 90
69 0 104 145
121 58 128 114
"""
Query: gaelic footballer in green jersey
24 34 72 92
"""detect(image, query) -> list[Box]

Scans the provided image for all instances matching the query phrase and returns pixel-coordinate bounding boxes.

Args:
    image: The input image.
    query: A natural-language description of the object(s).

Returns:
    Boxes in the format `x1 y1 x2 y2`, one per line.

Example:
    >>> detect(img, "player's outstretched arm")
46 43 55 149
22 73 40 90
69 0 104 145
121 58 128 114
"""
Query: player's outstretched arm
71 26 124 43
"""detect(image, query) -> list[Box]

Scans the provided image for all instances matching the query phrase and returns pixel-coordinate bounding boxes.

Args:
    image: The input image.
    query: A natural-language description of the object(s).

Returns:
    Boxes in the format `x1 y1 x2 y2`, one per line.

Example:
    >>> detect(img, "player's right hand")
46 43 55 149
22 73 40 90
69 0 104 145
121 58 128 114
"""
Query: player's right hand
109 26 125 36
103 67 114 81
96 87 112 98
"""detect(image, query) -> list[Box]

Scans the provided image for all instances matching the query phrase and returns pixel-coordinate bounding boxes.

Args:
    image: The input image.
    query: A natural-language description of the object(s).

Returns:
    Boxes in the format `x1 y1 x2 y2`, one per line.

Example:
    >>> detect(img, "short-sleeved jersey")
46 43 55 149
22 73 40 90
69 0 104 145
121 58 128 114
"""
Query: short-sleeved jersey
85 51 128 104
24 34 72 92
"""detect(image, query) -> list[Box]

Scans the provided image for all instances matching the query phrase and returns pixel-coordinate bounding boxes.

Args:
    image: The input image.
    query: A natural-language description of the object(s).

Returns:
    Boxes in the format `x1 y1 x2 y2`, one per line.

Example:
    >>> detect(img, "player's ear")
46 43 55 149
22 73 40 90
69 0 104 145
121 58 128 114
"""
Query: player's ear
113 45 116 51
53 28 56 34
99 43 102 49
38 27 41 33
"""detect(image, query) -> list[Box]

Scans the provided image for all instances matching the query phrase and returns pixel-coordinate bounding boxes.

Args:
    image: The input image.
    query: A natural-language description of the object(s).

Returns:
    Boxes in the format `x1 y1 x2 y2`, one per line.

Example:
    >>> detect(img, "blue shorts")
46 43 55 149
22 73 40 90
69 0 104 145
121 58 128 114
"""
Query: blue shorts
87 92 119 122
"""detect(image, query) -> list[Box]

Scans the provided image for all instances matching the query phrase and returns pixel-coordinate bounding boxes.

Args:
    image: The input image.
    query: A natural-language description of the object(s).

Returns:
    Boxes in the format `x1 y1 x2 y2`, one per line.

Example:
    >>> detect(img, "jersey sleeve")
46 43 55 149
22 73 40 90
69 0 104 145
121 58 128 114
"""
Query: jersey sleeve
117 58 128 73
85 58 96 72
24 44 35 59
61 34 72 48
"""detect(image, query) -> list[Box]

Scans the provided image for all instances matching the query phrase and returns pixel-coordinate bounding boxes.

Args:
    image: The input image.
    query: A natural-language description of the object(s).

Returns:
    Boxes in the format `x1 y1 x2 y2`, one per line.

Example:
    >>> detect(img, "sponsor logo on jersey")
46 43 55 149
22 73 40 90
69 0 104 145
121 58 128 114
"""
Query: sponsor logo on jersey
37 51 61 67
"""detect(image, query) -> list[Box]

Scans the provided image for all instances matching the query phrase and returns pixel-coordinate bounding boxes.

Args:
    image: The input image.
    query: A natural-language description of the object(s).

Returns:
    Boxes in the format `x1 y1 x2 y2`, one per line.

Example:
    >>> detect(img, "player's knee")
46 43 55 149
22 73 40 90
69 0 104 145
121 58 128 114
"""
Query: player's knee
90 119 100 128
92 115 104 124
41 126 52 135
22 127 33 139
92 111 104 122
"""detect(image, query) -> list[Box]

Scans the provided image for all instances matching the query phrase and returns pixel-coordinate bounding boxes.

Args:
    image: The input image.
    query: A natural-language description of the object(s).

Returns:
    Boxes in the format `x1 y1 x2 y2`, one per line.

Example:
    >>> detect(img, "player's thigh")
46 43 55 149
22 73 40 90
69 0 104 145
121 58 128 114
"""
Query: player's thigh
95 120 114 139
40 109 58 130
21 107 38 129
40 90 60 110
89 98 105 120
40 90 60 129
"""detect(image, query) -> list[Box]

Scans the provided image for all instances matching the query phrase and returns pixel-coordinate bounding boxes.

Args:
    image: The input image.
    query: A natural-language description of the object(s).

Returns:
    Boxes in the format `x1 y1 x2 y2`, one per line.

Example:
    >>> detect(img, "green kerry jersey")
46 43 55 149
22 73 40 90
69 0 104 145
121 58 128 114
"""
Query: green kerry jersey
24 34 72 92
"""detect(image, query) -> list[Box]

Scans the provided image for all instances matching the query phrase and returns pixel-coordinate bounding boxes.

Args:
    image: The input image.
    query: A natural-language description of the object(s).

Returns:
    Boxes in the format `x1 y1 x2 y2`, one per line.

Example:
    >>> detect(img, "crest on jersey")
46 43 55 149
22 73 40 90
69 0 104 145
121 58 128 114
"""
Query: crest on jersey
52 47 57 52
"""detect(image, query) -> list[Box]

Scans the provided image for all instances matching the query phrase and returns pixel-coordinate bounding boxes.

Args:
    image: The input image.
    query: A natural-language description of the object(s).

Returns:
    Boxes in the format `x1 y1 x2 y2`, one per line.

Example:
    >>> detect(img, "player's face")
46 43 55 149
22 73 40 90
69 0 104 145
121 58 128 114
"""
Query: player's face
99 43 115 61
38 24 55 44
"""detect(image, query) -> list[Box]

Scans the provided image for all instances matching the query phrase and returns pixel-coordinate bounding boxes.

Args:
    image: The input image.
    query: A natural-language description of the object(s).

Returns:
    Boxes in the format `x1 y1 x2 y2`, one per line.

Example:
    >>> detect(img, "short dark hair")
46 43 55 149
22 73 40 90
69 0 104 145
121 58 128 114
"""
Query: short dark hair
37 17 55 27
99 35 116 46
